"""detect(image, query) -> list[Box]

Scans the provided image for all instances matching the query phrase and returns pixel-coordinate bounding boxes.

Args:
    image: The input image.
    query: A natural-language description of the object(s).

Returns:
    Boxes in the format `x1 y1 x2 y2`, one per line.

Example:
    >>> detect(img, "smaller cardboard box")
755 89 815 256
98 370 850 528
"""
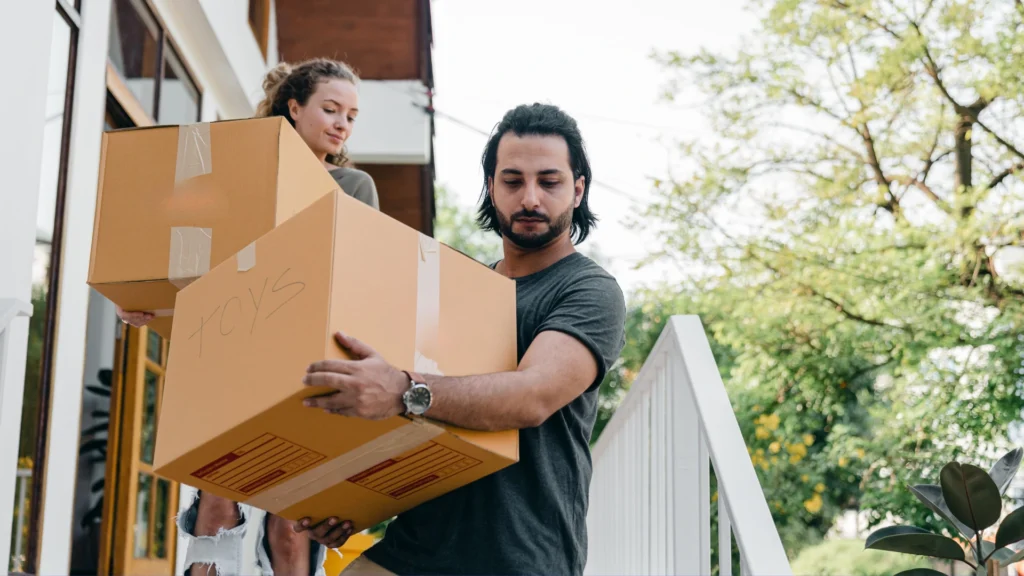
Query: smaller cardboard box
154 190 519 531
87 117 339 338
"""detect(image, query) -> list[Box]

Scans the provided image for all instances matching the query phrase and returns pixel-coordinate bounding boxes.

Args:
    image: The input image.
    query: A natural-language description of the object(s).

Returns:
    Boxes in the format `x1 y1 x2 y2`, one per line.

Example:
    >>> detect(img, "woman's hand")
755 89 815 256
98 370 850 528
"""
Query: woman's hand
116 306 155 327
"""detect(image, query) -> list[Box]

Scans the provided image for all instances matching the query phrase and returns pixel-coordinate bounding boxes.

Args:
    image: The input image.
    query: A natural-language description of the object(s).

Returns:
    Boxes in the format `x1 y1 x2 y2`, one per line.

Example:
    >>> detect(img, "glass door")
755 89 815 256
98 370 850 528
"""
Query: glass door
98 325 178 576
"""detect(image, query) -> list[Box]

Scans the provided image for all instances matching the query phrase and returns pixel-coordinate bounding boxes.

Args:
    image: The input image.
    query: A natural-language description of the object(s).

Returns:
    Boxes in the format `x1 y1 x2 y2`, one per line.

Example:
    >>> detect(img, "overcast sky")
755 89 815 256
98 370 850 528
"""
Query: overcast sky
429 0 756 294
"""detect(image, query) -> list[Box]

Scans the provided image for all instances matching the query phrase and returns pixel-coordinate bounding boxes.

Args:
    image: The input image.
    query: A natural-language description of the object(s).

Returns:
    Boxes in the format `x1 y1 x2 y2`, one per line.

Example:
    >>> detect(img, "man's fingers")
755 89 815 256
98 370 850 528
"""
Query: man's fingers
303 372 358 391
302 391 353 411
304 359 357 375
293 518 311 533
334 331 376 360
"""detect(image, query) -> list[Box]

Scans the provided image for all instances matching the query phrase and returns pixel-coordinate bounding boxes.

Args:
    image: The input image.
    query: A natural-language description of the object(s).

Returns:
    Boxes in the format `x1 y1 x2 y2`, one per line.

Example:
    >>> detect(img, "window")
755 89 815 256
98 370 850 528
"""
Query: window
248 0 271 61
158 44 199 125
107 0 201 124
9 1 80 573
107 0 159 118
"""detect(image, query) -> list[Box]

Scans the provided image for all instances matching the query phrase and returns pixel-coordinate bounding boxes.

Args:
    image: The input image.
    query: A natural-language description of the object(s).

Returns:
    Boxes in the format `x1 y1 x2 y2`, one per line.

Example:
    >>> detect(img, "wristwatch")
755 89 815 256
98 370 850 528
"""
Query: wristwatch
402 371 432 416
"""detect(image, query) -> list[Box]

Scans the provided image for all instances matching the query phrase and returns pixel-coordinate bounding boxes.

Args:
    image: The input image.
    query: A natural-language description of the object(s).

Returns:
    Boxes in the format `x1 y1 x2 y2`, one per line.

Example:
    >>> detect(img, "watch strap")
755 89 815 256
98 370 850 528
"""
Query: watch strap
404 371 427 386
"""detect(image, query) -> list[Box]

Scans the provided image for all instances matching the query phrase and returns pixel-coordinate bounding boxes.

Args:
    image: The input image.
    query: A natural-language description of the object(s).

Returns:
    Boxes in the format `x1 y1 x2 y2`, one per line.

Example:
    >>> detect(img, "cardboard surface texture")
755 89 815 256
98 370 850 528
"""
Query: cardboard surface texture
154 190 519 531
87 117 339 337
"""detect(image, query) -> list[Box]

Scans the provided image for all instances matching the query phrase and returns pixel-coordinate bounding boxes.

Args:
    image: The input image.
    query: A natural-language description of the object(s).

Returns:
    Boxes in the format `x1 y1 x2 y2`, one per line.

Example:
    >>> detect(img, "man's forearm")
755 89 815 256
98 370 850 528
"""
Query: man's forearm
422 371 548 431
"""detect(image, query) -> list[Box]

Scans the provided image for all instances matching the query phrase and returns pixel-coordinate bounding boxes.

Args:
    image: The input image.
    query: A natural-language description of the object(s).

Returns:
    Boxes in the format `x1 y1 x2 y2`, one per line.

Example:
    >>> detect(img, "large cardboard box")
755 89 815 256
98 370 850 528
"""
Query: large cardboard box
87 117 339 337
154 190 519 531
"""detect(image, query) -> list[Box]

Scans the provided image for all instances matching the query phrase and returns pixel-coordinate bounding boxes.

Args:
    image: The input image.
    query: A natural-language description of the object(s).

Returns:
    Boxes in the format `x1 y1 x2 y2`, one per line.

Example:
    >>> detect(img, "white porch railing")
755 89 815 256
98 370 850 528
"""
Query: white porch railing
586 316 791 576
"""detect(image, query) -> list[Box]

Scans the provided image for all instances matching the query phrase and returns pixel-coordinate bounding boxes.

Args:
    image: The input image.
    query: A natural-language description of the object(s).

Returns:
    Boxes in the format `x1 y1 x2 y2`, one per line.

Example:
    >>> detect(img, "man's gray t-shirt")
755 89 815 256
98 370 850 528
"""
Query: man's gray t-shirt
364 252 627 576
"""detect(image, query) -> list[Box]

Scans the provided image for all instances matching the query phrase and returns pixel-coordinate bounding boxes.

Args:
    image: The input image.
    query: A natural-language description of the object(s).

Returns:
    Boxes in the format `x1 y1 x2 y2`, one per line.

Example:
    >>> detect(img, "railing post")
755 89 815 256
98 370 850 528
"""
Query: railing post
585 316 792 576
699 427 712 575
653 360 667 574
641 390 651 576
720 491 733 576
672 350 702 575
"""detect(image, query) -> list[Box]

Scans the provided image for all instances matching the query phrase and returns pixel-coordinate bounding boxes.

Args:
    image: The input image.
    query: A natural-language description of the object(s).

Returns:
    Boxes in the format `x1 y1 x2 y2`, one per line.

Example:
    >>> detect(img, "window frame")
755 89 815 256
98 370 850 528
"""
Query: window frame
18 2 80 572
107 0 203 125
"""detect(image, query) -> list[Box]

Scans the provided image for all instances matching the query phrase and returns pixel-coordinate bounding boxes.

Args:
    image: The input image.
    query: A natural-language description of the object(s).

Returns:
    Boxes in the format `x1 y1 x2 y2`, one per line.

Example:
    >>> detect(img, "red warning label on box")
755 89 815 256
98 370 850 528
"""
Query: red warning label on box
192 434 325 495
347 441 480 499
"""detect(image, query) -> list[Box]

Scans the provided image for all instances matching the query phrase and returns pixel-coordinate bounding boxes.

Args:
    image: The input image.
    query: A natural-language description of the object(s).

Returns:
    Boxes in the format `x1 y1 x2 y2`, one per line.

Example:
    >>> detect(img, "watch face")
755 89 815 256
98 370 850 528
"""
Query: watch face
406 385 431 414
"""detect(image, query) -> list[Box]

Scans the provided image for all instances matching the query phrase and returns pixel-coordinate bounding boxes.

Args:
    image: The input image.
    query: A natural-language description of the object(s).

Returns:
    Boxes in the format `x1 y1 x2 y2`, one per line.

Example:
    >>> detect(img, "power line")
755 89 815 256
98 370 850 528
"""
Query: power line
424 106 649 205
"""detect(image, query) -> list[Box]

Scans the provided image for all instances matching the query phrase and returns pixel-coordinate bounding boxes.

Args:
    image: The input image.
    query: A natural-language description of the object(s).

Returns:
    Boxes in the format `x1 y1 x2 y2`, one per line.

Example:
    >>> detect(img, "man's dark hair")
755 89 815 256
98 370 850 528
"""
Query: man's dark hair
477 103 597 244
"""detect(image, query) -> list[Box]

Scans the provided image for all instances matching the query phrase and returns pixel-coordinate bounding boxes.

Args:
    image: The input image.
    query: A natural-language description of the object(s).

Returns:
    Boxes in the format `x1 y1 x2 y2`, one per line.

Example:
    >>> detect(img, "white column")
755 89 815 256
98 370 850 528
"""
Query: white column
37 0 114 572
0 3 56 574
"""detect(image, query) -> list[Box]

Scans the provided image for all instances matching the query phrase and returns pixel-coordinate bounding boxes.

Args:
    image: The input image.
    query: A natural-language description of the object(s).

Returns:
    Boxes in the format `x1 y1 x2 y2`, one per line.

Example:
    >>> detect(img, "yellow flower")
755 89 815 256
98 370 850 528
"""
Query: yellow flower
787 444 807 458
804 493 823 514
838 456 849 467
802 434 815 446
752 405 763 413
755 426 771 440
814 483 826 493
712 491 719 503
760 459 770 471
769 441 781 454
757 413 781 431
789 454 804 465
855 448 866 459
770 456 779 465
801 474 810 483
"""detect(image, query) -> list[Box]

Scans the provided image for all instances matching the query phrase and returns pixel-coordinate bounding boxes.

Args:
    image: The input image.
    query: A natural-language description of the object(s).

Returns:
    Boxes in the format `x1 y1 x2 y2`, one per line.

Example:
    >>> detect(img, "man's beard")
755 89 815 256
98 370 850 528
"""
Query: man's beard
496 205 573 249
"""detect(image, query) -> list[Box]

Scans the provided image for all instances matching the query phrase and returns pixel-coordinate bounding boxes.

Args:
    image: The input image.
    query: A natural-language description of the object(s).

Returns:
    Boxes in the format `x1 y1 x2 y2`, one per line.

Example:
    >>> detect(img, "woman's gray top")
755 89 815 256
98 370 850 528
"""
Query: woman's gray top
330 167 379 210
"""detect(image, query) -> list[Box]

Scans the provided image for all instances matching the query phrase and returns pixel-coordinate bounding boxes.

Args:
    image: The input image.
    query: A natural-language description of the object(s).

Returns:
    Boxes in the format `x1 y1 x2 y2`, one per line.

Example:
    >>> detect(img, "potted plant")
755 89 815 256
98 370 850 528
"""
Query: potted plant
865 448 1024 575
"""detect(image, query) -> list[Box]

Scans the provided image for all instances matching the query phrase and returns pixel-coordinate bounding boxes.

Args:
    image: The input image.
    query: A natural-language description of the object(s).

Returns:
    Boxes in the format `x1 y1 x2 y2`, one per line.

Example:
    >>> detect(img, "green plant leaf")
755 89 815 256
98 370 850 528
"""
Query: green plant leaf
1001 547 1024 567
866 526 931 548
893 569 949 576
85 385 111 397
80 422 108 437
941 462 1002 532
991 546 1018 563
990 448 1023 496
78 438 107 457
997 507 1024 550
910 484 975 538
865 527 965 561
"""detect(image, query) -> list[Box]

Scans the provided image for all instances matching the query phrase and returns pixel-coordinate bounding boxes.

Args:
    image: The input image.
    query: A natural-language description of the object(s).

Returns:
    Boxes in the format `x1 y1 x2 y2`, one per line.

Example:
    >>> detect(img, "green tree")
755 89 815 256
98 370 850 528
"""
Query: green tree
433 184 502 265
628 0 1024 555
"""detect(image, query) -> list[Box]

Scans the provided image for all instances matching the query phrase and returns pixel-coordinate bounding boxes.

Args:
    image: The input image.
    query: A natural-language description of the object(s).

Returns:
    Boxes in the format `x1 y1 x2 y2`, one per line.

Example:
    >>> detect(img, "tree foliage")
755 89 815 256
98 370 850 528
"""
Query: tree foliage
433 184 502 265
611 0 1024 556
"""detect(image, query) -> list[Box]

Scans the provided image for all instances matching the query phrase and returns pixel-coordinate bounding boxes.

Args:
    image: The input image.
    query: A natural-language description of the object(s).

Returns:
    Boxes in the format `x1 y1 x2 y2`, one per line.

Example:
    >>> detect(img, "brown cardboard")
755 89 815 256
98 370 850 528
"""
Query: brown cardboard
154 190 519 531
87 117 339 337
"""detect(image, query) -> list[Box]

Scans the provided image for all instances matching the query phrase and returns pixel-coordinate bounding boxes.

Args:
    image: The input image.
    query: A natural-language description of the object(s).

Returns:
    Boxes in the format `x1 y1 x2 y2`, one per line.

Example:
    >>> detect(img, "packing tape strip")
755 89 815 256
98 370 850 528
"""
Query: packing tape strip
175 122 213 184
243 419 445 514
414 235 443 375
236 242 256 272
168 227 212 289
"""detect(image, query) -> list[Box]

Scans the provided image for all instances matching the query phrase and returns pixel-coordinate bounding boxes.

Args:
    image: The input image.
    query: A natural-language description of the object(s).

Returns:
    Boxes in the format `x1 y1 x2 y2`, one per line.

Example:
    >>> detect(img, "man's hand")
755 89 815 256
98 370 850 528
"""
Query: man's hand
302 331 408 419
293 516 354 549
